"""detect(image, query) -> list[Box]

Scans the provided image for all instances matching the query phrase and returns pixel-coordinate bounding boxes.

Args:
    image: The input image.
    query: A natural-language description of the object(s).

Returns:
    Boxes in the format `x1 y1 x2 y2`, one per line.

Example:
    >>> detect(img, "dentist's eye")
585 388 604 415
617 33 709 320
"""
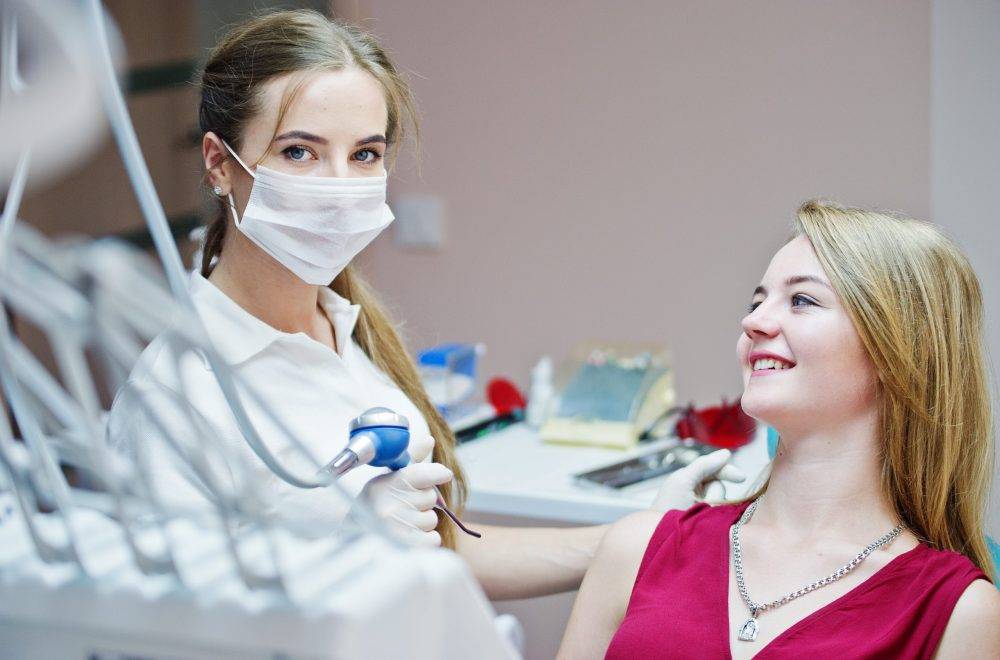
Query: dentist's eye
282 145 315 162
791 294 817 308
352 148 382 165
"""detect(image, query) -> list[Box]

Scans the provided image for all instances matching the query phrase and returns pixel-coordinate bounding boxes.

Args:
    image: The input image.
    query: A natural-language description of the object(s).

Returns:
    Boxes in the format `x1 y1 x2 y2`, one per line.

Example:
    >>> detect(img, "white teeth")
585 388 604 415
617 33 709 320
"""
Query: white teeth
752 358 791 371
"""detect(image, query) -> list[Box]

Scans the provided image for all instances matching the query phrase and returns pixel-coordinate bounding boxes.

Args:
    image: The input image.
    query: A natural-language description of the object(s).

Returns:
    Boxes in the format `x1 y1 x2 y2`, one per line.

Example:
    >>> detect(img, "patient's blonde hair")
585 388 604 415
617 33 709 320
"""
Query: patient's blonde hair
785 200 994 580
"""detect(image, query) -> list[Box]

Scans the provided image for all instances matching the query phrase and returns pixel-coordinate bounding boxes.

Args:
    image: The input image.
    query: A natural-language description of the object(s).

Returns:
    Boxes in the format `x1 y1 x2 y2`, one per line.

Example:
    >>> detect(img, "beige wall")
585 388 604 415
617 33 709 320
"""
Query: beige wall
931 0 1000 536
359 0 931 408
20 0 201 238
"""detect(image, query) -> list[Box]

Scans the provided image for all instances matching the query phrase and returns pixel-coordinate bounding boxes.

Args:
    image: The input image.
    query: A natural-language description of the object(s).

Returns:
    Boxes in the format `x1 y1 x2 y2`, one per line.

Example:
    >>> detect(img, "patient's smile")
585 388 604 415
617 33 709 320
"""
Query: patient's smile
748 351 795 376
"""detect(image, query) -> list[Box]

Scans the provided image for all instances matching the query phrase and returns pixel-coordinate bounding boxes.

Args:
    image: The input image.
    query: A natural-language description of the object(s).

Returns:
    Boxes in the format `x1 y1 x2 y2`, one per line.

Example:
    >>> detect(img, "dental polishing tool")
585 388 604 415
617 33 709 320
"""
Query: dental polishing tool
320 407 482 538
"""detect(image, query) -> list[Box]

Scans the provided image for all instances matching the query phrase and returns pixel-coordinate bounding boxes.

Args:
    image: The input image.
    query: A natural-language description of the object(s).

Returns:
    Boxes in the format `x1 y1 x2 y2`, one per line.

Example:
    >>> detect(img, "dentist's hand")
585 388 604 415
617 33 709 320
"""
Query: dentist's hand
355 462 453 547
406 431 435 463
652 449 746 511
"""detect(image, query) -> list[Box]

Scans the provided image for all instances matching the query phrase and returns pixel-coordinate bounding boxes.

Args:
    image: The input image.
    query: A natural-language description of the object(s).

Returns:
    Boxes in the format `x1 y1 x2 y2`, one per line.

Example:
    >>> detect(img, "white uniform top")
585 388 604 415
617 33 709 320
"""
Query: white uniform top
106 271 434 536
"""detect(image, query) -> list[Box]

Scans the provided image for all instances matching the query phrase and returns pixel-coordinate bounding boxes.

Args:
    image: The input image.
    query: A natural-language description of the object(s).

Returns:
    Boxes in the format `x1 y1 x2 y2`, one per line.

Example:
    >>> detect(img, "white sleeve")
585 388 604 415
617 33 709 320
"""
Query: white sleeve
106 378 240 514
107 377 370 537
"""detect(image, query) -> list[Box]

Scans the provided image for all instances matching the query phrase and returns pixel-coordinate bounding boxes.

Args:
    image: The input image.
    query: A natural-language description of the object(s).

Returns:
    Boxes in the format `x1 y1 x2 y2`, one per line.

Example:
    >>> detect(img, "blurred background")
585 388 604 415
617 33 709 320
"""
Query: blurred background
16 0 999 531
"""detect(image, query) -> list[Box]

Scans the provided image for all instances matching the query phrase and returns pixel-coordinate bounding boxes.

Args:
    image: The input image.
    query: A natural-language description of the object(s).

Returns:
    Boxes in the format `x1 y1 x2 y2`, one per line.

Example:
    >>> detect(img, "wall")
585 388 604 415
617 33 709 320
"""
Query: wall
18 0 201 239
359 0 931 411
931 0 1000 536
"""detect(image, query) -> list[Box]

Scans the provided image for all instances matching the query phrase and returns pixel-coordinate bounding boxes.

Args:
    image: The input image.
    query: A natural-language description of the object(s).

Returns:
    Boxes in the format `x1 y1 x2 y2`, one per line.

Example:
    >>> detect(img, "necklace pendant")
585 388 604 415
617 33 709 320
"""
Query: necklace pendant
738 617 759 642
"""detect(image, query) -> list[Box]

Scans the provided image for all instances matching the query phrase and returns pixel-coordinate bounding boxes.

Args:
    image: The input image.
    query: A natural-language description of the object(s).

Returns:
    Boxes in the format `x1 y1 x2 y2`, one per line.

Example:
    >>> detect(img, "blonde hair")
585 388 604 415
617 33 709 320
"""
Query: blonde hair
196 10 466 548
781 200 995 581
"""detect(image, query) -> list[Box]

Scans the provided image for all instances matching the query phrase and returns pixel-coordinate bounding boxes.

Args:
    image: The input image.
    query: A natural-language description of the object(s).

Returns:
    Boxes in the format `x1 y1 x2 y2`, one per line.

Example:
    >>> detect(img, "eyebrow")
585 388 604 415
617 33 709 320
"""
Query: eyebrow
274 130 328 145
753 275 833 297
272 131 387 148
355 134 387 146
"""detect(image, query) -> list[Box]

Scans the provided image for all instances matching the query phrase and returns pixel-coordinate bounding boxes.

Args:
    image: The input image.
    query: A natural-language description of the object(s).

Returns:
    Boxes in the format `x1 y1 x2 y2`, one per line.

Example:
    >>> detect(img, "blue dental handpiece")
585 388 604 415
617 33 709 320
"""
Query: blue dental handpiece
320 407 482 538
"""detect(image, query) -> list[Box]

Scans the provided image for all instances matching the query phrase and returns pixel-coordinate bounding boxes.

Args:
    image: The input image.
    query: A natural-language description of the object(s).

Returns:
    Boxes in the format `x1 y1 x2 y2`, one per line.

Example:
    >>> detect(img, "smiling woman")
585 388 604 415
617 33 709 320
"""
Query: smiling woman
559 200 1000 659
738 235 877 438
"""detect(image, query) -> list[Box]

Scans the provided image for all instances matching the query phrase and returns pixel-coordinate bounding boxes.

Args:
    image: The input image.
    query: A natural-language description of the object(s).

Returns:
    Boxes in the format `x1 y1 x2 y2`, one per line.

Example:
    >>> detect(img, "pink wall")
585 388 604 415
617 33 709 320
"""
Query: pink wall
931 0 1000 536
357 0 930 404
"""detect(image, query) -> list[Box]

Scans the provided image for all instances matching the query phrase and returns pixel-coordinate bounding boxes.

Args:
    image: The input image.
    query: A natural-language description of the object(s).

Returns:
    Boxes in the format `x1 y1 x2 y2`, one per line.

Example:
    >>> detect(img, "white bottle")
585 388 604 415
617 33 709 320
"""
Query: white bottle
526 356 555 428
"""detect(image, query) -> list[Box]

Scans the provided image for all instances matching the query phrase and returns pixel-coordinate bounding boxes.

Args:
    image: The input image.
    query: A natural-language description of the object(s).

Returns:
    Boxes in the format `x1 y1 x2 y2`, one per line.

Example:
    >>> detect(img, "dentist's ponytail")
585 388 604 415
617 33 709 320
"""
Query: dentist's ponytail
332 266 467 549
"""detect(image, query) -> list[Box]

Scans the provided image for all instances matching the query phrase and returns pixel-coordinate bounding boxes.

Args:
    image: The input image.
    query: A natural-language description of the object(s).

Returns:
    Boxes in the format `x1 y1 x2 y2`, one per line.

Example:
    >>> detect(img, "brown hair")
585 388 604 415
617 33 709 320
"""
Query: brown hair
197 9 466 548
752 200 995 581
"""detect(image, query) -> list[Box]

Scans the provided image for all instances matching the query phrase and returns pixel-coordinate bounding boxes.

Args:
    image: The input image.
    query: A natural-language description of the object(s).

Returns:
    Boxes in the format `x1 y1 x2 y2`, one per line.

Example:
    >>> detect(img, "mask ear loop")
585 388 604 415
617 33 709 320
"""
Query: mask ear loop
226 192 241 227
219 139 256 227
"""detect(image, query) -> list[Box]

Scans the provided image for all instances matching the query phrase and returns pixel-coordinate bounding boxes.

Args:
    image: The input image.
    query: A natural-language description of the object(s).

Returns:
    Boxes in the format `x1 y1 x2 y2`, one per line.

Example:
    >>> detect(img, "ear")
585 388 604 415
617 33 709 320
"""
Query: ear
203 132 232 195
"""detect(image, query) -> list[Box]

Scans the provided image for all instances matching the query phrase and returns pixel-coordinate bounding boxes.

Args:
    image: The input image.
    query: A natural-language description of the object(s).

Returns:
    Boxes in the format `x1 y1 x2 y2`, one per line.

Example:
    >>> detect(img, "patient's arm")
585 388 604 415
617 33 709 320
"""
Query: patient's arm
934 578 1000 658
453 454 727 600
557 511 662 659
456 523 607 600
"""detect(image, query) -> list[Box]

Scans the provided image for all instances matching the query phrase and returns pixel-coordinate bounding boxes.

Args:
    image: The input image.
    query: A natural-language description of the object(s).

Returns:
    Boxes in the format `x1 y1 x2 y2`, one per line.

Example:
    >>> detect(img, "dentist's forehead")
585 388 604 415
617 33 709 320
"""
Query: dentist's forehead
256 69 389 141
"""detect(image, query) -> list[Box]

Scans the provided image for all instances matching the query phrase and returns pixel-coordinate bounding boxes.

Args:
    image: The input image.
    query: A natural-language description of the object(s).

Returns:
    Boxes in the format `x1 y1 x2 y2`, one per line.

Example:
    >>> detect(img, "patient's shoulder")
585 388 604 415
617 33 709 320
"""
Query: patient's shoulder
581 505 737 632
602 510 663 560
587 511 664 605
597 504 715 572
936 578 1000 657
599 503 745 582
607 502 737 549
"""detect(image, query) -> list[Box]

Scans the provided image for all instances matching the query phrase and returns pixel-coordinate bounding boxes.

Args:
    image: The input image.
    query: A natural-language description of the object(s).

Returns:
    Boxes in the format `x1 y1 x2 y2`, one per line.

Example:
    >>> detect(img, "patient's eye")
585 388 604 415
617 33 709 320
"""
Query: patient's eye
791 294 817 308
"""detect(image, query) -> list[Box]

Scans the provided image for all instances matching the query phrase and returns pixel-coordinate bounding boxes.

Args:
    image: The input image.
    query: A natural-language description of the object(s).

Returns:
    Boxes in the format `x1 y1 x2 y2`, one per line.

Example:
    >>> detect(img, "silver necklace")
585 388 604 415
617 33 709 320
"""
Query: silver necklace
731 497 904 642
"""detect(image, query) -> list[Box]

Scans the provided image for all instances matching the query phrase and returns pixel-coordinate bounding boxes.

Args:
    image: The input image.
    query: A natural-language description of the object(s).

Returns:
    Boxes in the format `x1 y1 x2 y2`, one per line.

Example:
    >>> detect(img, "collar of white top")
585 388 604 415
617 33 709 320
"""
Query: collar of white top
188 271 361 364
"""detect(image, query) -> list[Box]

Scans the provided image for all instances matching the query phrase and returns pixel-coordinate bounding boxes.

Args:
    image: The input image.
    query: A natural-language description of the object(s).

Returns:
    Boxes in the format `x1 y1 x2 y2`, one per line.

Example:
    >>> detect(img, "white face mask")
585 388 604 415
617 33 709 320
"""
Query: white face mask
222 141 394 285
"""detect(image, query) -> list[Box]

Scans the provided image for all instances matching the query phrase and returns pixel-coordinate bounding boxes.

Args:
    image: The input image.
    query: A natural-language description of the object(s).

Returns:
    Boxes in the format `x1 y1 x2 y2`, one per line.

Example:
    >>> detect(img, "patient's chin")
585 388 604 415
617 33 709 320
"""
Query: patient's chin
740 390 794 428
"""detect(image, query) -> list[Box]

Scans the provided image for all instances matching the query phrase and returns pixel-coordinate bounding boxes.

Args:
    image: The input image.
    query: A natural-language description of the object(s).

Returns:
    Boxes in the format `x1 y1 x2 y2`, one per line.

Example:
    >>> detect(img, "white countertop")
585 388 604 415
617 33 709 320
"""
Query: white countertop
456 423 771 525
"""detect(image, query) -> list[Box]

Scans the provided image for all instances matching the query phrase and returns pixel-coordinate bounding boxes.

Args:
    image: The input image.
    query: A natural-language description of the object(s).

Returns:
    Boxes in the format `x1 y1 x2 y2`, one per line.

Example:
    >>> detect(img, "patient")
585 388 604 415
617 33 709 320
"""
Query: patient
559 201 1000 659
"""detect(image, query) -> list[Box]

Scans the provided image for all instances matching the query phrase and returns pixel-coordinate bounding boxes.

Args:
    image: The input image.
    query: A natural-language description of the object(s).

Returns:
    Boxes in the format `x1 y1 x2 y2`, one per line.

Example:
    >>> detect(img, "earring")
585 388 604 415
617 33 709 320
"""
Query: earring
213 185 223 196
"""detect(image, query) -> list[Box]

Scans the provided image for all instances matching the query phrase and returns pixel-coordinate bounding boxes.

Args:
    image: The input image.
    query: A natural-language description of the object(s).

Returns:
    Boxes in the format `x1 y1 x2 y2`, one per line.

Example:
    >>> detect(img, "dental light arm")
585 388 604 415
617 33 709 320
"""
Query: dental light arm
81 0 336 493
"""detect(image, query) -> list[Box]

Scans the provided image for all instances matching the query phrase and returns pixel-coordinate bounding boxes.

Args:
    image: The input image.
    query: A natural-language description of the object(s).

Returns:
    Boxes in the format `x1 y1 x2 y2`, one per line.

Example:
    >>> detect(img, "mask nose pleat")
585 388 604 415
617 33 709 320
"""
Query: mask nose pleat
252 188 391 231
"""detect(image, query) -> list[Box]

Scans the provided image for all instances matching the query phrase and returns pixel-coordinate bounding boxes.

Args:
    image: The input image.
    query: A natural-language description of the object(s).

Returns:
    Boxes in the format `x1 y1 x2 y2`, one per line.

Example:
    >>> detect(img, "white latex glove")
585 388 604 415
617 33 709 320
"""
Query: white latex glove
407 431 435 464
652 449 746 511
355 462 453 546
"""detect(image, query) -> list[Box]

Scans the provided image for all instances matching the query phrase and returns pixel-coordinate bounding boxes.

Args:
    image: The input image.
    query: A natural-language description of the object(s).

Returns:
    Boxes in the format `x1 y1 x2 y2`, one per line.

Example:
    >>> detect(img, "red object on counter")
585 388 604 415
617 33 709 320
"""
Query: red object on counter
486 378 527 415
674 398 756 449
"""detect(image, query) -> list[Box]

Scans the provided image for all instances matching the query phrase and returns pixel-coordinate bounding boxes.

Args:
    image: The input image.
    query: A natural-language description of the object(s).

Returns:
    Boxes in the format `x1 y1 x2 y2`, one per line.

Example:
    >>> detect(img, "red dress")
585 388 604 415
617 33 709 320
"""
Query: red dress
605 503 988 659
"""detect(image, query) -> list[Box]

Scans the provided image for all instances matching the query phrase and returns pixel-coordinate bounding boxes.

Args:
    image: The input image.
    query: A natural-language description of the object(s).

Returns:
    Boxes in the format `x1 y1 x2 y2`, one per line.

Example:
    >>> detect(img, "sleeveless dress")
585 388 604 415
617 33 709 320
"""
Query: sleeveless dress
605 503 988 659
